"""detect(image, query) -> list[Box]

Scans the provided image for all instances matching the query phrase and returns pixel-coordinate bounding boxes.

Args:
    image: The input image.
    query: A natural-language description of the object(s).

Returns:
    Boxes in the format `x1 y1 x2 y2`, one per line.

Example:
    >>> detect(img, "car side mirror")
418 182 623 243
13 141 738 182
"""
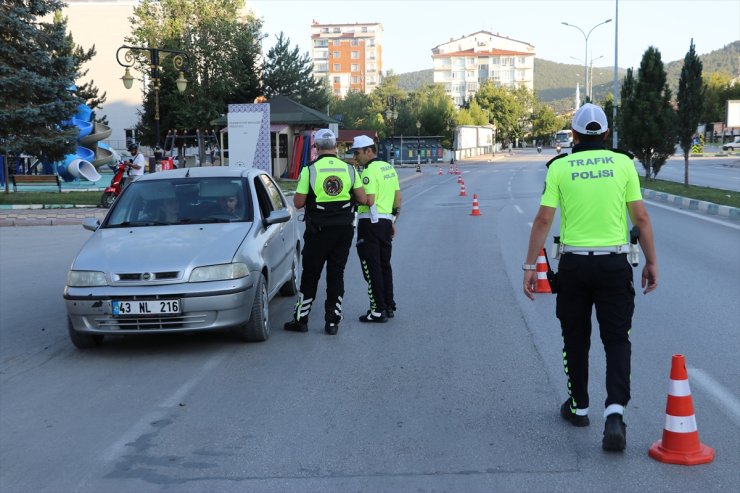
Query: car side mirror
264 209 290 226
82 217 100 231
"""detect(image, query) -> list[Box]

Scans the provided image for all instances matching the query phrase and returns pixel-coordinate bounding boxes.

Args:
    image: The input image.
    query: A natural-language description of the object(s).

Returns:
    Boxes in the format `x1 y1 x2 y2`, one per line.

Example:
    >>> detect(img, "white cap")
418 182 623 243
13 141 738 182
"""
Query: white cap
348 135 375 152
572 103 608 135
313 129 336 149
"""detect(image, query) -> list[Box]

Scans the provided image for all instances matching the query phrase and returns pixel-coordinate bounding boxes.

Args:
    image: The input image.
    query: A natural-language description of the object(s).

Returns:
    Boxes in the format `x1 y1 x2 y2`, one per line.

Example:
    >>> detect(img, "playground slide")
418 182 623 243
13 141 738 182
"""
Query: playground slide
56 103 110 182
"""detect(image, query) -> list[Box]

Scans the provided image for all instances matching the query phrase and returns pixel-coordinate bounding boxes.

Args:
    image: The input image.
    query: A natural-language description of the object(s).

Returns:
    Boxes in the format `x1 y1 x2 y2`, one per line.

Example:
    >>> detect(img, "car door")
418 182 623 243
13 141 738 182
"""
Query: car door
253 175 289 295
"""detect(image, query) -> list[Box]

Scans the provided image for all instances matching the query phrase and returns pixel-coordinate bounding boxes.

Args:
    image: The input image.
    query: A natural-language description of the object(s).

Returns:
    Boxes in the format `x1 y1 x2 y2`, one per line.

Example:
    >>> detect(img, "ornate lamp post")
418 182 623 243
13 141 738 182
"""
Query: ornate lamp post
116 45 191 155
416 120 421 166
385 107 398 165
562 19 611 104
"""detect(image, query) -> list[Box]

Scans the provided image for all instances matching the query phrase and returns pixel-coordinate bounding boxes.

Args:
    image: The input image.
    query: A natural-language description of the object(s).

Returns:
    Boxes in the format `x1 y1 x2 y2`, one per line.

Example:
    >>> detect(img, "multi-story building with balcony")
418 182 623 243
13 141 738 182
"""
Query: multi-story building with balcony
432 31 535 107
310 21 383 97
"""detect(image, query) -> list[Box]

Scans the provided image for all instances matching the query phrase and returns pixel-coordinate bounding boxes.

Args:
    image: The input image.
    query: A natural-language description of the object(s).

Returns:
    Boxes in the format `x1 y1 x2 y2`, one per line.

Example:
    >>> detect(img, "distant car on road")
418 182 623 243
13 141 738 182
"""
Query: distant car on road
64 167 301 348
721 137 740 151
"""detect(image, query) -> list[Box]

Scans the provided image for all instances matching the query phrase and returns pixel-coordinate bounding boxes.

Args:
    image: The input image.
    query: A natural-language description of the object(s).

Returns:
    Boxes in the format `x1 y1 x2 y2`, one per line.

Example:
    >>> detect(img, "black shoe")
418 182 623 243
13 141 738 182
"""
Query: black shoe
602 413 627 451
359 310 388 323
325 322 339 335
284 320 308 332
385 308 395 319
560 399 590 427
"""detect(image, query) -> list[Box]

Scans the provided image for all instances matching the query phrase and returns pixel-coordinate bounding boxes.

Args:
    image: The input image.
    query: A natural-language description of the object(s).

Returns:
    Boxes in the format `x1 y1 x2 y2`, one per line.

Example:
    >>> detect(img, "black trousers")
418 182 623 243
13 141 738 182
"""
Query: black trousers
555 253 635 411
297 225 354 323
356 218 395 313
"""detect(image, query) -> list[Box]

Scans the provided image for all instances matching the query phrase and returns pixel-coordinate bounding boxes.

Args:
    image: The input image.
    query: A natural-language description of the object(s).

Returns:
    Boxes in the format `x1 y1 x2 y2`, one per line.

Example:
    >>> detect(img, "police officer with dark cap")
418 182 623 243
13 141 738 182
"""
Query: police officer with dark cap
523 103 658 452
284 129 367 335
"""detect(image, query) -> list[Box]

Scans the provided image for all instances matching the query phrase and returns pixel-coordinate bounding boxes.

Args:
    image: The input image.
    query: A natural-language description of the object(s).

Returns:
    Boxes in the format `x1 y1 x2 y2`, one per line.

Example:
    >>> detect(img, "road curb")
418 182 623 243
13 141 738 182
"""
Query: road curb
641 188 740 220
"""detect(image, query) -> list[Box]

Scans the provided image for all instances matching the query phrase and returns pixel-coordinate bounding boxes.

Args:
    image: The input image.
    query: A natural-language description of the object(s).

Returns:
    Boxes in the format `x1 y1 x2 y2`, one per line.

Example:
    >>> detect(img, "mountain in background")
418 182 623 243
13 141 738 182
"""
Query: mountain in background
396 41 740 113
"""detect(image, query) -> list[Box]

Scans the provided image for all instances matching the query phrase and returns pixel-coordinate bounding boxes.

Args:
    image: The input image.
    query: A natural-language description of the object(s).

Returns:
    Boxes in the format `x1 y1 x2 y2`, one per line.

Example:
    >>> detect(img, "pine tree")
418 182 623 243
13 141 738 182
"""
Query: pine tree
677 40 704 187
0 0 81 164
261 32 328 112
618 47 676 179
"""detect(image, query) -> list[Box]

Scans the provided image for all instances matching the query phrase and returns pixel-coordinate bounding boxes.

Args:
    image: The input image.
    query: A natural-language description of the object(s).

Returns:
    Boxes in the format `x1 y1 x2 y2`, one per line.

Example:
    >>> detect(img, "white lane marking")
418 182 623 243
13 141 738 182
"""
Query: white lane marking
515 205 524 215
103 353 228 461
404 180 447 204
645 200 740 230
688 367 740 426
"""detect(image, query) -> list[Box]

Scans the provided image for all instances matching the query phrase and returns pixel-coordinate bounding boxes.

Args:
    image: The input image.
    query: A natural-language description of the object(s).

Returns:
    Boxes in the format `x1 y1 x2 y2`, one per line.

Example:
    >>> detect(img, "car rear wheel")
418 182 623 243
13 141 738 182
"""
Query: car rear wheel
279 246 300 296
68 317 103 349
235 274 270 342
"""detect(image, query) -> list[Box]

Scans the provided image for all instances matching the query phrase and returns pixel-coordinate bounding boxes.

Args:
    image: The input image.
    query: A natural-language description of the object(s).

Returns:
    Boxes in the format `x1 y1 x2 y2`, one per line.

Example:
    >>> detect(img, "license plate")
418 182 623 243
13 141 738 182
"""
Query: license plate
112 299 181 316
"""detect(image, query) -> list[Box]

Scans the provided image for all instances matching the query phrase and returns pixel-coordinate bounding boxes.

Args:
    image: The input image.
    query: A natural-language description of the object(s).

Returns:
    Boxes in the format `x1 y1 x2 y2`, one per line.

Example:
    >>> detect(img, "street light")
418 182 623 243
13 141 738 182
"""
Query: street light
415 120 421 166
116 45 191 154
562 19 612 104
385 107 398 165
570 54 605 101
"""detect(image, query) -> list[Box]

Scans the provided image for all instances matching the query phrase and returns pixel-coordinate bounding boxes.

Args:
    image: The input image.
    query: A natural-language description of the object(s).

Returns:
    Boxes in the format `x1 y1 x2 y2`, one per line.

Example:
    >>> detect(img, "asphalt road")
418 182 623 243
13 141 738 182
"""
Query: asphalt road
1 156 738 492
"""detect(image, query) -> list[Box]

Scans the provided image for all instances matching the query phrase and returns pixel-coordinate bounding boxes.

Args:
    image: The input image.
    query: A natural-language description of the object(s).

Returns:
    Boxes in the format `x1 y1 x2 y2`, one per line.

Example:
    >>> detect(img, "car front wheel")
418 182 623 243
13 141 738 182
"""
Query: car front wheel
68 317 103 349
234 274 270 342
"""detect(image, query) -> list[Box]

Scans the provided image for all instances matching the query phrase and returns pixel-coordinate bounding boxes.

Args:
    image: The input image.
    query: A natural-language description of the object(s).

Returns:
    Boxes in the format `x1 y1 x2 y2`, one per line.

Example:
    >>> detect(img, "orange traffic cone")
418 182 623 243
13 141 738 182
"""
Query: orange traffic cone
448 166 453 174
438 167 443 175
457 174 462 184
470 194 481 216
648 354 714 465
455 166 460 175
459 182 467 197
535 249 551 293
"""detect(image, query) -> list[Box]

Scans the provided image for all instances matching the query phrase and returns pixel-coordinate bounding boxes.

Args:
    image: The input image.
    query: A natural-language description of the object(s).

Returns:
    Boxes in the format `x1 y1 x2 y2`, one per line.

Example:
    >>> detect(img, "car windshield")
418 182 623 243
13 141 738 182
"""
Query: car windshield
105 177 252 227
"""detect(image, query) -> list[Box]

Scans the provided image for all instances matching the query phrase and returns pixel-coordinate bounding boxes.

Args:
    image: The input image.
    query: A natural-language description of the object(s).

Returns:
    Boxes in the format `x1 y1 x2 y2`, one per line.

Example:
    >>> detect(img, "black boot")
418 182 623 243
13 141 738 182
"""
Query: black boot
602 413 627 451
560 399 589 427
284 318 308 332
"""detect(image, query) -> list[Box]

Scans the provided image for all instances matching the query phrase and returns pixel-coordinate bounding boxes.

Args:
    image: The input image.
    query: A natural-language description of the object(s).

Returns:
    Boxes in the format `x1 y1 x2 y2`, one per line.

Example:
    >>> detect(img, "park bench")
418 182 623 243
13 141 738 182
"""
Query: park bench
11 174 62 192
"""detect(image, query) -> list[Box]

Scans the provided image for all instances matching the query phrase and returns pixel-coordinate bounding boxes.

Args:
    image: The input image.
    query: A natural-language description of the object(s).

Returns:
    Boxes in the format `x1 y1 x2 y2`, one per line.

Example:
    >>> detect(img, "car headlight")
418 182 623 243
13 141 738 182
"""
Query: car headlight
67 270 107 287
189 263 249 282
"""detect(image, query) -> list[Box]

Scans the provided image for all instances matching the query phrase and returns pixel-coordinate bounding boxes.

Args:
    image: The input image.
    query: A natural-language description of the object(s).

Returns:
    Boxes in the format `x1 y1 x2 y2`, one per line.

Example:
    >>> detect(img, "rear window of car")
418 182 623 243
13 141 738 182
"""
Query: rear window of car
105 178 253 227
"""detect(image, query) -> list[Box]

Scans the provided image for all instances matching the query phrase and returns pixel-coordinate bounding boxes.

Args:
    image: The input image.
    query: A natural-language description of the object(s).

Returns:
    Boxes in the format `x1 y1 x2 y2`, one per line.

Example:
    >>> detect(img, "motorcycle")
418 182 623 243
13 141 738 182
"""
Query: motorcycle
100 160 130 208
555 144 562 154
536 144 542 154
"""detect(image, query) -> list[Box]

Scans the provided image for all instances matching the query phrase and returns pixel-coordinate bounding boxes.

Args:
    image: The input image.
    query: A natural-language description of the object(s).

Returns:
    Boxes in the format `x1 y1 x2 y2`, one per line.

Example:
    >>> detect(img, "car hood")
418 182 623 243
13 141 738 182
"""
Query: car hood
72 223 253 273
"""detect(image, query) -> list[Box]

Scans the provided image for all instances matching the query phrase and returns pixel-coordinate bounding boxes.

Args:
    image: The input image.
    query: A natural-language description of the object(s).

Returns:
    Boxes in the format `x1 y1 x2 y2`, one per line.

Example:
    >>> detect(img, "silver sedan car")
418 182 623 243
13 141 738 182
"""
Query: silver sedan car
64 167 301 348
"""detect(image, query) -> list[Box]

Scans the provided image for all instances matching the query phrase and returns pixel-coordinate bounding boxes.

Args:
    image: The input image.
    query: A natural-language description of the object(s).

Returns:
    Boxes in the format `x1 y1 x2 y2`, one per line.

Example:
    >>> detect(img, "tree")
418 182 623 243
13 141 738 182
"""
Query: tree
0 0 81 166
531 101 565 145
330 90 372 130
128 0 264 145
676 40 705 187
601 94 615 149
618 47 676 179
261 32 328 112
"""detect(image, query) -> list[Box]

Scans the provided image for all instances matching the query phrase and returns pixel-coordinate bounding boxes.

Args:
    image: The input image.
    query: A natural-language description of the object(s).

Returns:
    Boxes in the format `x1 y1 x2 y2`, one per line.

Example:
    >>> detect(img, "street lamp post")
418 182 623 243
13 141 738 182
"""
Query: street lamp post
562 19 611 104
415 120 421 167
116 45 191 158
385 107 398 165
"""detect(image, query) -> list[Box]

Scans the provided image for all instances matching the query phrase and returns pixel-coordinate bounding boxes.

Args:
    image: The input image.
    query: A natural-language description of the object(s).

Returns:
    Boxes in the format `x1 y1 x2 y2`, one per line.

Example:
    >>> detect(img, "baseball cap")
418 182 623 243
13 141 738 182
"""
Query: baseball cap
348 135 375 152
313 128 336 147
572 103 608 135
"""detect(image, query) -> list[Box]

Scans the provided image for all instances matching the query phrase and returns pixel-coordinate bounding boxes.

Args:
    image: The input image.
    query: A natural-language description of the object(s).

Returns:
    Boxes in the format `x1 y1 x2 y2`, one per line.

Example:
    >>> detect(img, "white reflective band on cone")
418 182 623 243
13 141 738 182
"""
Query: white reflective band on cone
537 272 548 280
537 256 546 263
664 414 698 433
669 378 692 397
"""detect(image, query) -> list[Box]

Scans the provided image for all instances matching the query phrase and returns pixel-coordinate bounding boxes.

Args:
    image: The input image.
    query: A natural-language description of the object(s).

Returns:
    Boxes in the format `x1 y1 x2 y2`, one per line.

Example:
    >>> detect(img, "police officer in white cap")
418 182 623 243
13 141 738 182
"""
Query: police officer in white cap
284 129 367 335
523 103 658 452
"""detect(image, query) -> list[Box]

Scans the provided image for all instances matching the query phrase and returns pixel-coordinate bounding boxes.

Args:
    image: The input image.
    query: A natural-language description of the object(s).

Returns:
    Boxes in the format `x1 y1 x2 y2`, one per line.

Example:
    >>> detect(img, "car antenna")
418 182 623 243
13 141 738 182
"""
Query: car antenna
185 168 190 177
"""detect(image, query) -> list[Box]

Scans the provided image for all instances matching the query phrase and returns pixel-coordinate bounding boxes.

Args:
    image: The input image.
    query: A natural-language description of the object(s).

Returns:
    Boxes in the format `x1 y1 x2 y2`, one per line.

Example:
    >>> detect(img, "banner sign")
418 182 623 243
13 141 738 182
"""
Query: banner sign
227 103 270 171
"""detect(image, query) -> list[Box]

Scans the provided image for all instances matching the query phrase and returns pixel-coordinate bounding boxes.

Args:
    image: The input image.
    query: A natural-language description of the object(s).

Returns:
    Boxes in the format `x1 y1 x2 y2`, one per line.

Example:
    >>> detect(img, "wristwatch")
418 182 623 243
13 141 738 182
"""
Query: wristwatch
522 263 537 271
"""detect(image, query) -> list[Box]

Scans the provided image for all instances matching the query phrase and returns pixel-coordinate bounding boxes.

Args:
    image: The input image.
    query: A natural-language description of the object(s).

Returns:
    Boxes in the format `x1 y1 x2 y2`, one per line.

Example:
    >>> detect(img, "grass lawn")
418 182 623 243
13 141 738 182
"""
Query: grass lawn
0 179 298 206
638 177 740 209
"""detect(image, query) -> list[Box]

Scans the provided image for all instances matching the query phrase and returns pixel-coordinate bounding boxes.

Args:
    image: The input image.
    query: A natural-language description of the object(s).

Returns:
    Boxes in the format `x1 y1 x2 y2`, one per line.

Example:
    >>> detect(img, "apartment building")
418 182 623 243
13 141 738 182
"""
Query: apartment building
310 21 383 97
432 31 535 107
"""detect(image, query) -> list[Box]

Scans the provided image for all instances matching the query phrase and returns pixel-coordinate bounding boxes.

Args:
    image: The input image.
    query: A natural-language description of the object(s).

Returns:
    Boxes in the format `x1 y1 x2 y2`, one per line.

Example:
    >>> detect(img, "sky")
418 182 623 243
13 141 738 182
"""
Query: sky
247 0 740 75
